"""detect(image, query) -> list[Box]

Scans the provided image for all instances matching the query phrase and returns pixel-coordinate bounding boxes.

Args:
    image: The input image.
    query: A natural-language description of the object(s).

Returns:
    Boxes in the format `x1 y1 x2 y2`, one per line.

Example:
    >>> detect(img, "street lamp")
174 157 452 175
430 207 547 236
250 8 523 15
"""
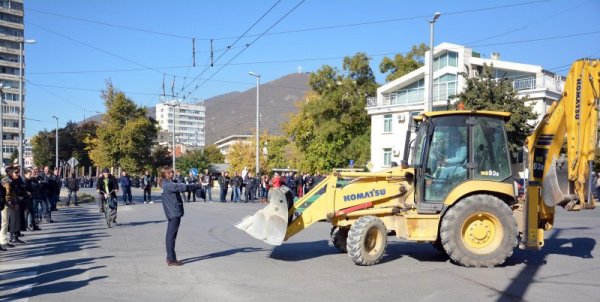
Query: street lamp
19 38 36 169
51 115 58 169
0 83 10 173
427 12 441 113
248 72 260 175
164 101 180 170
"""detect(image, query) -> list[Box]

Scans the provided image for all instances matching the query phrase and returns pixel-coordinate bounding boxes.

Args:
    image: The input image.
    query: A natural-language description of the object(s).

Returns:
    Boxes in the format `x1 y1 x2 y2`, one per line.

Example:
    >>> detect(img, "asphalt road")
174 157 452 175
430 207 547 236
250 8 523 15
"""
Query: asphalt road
1 187 599 302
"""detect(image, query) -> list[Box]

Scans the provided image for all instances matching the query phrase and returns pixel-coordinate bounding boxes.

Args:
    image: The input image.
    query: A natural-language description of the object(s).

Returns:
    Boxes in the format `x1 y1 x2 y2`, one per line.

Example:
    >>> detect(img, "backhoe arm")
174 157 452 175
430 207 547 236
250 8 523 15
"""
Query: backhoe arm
523 59 600 248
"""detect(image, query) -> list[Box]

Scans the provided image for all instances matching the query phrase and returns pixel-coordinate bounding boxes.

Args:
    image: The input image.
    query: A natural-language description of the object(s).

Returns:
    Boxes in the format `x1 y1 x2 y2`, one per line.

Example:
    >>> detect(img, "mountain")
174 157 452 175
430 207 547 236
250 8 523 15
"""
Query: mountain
204 73 310 144
83 73 311 145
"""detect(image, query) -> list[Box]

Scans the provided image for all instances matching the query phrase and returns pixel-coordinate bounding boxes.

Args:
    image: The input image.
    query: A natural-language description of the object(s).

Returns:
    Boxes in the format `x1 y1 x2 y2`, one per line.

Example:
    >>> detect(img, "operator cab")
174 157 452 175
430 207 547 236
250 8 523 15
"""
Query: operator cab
407 111 512 212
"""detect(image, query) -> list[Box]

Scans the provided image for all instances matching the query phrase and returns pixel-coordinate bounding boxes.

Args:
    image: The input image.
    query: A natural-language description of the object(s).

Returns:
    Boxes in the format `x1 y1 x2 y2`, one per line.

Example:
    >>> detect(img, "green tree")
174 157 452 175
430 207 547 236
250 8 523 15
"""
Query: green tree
9 149 18 164
265 135 291 170
31 130 54 168
176 149 209 173
203 144 224 163
379 43 428 82
150 145 171 172
454 64 537 159
286 52 377 172
87 81 158 174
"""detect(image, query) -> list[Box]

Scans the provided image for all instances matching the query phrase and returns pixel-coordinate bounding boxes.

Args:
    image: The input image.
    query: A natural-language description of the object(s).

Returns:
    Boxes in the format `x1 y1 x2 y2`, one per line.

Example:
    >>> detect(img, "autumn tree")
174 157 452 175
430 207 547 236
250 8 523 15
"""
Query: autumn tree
203 144 224 163
176 149 209 173
87 81 158 174
31 130 55 168
286 52 377 172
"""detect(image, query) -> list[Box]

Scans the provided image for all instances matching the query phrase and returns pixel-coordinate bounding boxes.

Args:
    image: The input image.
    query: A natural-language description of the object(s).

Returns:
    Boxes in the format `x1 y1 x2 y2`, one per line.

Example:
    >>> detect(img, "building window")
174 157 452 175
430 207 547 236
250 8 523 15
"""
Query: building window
433 51 458 71
383 148 392 167
383 78 425 106
433 73 457 102
383 114 392 133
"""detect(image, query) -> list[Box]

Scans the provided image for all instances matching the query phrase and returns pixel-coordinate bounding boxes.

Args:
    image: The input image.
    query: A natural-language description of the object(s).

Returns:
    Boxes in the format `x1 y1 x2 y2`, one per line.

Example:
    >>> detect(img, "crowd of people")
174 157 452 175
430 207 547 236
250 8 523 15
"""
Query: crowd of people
215 169 328 203
0 165 62 251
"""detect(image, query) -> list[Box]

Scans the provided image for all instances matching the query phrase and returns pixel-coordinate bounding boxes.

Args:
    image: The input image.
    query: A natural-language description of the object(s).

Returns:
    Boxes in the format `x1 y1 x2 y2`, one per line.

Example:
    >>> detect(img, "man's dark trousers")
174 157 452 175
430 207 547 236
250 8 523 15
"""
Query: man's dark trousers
122 186 132 205
166 217 181 262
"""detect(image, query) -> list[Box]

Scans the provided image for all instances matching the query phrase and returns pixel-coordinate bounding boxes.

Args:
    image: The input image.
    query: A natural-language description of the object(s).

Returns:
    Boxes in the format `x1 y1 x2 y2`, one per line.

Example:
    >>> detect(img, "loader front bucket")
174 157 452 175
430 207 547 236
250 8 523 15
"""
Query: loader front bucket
235 187 293 246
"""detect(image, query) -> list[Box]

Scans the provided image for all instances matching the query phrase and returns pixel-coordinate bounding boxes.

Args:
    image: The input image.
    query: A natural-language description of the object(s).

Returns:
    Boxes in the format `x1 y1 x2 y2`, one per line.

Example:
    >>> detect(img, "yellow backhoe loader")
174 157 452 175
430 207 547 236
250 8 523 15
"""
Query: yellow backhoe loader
236 59 600 267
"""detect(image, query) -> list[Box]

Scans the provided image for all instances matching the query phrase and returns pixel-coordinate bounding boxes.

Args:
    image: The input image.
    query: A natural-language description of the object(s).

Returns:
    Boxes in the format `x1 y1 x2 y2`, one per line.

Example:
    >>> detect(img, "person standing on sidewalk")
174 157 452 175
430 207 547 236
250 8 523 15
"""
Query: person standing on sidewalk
1 166 25 245
142 171 154 204
66 173 79 206
218 171 230 202
159 166 201 266
52 168 61 211
185 171 198 202
119 170 133 205
200 169 213 202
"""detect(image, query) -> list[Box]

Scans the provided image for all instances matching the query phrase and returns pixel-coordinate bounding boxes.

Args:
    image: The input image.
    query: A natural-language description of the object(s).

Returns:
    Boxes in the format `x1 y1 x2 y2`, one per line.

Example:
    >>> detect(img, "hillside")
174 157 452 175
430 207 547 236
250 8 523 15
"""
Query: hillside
204 73 310 144
83 73 311 145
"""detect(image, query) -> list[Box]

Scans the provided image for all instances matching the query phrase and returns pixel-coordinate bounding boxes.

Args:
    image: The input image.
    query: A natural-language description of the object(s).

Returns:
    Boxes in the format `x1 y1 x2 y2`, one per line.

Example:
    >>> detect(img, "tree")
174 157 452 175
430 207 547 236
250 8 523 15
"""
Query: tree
150 145 171 172
176 149 209 173
9 149 18 164
203 144 224 163
31 130 54 168
379 43 428 82
285 52 377 172
454 64 537 159
87 81 158 174
226 137 268 174
265 135 291 170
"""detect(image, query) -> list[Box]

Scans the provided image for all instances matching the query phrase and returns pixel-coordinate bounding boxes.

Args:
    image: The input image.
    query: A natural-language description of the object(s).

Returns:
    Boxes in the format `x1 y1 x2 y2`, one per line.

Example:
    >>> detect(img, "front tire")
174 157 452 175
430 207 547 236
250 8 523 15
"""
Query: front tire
440 194 517 267
347 216 387 266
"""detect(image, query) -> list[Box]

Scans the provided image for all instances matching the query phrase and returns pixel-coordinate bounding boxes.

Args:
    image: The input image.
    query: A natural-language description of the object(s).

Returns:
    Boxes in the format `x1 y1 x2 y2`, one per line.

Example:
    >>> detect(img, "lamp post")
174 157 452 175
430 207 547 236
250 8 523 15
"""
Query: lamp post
248 72 261 175
51 115 58 169
19 39 36 168
427 12 441 113
164 102 179 170
0 84 9 172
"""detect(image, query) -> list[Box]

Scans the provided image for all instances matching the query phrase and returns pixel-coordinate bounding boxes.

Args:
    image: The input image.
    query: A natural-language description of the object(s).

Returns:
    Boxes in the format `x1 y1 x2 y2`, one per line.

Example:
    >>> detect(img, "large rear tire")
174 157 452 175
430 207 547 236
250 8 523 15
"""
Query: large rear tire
440 194 517 267
347 216 387 266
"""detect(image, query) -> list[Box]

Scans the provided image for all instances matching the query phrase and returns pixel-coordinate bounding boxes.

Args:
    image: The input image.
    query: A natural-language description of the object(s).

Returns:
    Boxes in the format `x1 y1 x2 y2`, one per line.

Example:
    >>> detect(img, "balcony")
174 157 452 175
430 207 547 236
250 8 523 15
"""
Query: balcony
366 97 377 107
0 45 18 55
512 75 563 94
0 7 24 17
0 19 23 30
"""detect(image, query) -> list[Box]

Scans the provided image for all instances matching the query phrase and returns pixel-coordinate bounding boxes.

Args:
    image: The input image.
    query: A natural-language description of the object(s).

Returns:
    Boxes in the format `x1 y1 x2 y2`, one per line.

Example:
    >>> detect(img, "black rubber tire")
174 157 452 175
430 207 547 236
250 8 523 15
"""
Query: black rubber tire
331 226 349 253
347 216 388 266
440 194 517 267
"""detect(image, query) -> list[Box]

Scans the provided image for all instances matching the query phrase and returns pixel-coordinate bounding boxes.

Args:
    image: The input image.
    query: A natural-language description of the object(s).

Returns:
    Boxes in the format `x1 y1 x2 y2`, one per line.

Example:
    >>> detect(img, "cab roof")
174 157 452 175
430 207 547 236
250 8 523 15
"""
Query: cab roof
418 110 511 121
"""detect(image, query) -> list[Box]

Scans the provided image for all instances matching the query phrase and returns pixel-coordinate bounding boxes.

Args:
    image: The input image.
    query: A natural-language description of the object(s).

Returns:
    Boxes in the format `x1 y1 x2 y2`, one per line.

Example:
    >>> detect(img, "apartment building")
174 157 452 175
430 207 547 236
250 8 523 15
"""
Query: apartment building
155 100 206 150
0 0 24 167
367 42 565 171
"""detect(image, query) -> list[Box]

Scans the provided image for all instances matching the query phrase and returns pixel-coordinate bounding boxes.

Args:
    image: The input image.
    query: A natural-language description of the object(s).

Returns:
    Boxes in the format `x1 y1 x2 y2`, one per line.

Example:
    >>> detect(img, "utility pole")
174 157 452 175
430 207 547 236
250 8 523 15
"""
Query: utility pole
427 12 441 113
0 84 8 173
248 72 261 175
19 39 36 168
165 101 180 170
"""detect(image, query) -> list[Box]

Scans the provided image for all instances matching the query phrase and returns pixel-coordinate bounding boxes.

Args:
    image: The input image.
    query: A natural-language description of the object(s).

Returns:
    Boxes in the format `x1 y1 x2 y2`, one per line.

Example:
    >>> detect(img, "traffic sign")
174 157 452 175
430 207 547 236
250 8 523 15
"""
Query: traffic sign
67 157 79 167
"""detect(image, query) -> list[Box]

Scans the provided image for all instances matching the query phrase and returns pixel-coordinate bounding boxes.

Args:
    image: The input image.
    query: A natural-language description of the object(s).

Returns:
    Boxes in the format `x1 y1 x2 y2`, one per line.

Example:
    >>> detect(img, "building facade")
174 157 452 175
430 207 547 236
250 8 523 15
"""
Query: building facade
0 0 24 167
155 100 206 150
366 42 565 171
214 134 252 161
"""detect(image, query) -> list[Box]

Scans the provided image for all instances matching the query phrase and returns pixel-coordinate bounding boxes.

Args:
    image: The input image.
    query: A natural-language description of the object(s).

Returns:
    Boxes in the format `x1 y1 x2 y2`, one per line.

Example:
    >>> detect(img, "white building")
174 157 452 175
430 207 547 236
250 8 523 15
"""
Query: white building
367 42 565 171
155 100 206 148
214 134 252 160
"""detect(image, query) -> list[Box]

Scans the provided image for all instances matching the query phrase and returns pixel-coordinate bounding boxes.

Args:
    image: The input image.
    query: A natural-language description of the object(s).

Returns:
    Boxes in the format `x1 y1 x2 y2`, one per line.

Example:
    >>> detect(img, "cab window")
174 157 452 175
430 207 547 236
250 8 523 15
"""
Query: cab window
473 117 511 180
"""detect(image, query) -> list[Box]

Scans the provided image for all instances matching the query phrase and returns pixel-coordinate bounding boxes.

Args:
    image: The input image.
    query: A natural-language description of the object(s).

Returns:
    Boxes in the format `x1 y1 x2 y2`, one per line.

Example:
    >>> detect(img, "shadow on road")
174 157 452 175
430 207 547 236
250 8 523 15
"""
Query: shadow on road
120 220 166 227
181 247 265 264
494 227 596 302
0 206 111 301
269 240 339 261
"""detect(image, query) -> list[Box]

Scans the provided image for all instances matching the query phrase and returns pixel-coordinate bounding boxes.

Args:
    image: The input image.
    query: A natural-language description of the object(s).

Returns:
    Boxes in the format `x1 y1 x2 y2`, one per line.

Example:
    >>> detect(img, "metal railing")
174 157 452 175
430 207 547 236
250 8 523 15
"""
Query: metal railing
512 78 536 91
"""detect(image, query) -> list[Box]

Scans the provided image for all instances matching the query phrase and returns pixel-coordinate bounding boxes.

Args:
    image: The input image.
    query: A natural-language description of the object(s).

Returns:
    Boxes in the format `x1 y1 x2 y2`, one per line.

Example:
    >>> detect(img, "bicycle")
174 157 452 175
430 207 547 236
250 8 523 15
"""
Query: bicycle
101 190 118 228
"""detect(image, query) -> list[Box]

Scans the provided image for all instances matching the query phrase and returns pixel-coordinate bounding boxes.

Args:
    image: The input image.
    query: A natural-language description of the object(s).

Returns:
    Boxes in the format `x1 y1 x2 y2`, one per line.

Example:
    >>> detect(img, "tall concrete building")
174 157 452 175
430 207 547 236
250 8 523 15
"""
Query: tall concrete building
0 0 24 166
155 100 206 150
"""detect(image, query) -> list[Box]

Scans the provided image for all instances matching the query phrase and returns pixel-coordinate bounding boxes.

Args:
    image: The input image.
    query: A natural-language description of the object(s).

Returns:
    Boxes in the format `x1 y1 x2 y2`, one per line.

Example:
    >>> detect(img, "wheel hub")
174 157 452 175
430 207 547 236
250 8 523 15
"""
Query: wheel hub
461 212 502 253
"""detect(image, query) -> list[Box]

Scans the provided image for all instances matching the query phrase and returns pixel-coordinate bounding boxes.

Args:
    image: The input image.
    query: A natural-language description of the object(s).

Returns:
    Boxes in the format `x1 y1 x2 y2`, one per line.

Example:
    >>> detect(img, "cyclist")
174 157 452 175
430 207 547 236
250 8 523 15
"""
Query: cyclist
96 168 119 221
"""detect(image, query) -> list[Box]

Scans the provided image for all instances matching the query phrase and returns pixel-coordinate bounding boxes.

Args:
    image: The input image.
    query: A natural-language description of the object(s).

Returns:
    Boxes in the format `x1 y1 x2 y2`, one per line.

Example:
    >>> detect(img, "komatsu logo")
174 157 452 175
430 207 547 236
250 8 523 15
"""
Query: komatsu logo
343 189 386 202
575 78 581 120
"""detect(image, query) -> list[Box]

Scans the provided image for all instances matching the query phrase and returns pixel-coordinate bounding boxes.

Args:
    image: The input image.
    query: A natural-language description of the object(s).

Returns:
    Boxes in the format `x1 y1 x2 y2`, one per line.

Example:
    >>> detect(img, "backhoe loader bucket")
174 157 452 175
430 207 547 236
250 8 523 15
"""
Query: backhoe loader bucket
235 187 293 246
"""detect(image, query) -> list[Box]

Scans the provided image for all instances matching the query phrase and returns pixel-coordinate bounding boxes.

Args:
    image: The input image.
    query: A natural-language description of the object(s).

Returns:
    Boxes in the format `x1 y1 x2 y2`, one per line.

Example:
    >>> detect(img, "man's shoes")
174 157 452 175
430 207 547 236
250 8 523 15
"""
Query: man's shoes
1 243 14 249
0 245 6 251
149 201 154 204
144 201 148 204
167 260 183 266
11 238 26 244
33 226 42 231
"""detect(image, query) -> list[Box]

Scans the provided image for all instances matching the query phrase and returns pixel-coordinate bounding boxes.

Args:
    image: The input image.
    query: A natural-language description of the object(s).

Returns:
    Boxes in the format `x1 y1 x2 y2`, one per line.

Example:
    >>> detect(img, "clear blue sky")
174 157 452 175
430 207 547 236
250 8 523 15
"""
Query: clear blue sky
24 0 600 136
